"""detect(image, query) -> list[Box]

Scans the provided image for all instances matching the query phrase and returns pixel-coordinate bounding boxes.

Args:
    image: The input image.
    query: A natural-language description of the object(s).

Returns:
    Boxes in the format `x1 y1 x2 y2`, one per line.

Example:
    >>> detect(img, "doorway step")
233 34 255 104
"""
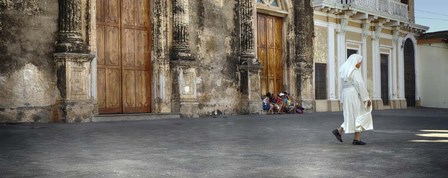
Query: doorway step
92 113 180 122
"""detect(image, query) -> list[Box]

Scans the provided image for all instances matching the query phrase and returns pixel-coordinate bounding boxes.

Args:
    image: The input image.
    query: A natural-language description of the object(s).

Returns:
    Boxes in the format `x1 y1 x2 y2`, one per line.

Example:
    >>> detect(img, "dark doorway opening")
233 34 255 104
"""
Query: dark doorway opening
404 39 416 107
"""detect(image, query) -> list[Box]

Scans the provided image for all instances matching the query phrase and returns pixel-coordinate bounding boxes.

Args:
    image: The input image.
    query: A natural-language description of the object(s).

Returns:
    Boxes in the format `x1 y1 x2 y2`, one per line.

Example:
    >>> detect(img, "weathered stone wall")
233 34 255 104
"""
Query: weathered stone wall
188 0 241 116
0 0 59 123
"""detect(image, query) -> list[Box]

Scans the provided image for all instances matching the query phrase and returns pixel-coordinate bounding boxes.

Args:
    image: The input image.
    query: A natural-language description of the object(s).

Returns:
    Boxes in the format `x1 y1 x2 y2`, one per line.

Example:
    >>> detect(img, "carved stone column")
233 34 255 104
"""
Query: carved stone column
54 0 94 123
172 0 193 61
238 0 261 114
56 0 87 53
170 0 198 117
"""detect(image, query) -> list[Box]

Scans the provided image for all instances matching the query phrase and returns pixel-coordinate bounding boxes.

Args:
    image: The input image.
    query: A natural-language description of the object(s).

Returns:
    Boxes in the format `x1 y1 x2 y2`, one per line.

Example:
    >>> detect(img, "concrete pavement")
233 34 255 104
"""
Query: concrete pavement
1 108 448 177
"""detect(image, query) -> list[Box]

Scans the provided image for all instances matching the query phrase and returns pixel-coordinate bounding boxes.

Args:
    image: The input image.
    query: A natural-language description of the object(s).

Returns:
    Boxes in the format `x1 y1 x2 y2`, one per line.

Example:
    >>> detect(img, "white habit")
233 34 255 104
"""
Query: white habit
339 55 374 134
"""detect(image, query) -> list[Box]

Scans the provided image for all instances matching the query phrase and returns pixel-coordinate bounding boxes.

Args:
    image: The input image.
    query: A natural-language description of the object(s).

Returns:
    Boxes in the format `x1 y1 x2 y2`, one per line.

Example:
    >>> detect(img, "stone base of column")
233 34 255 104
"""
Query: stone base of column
238 64 262 114
299 99 315 112
390 99 404 109
170 60 198 117
372 99 384 110
179 101 200 118
399 99 408 109
315 100 341 112
416 99 421 107
55 100 96 123
238 98 262 114
54 53 95 123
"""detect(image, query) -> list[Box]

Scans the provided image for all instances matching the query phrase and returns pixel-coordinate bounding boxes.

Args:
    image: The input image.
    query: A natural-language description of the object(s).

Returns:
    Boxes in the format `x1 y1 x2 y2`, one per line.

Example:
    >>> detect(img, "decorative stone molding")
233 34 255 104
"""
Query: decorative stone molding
172 0 193 61
337 17 349 34
372 23 383 40
54 53 94 123
393 27 400 43
362 20 371 38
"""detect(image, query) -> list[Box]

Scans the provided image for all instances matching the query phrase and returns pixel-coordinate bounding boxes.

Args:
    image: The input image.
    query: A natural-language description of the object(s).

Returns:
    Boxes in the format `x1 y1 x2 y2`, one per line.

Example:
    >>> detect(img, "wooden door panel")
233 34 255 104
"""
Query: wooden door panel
106 27 120 66
136 0 149 27
123 70 136 109
135 71 149 108
106 69 121 111
107 0 119 23
97 69 106 109
97 26 105 65
123 0 136 26
274 18 282 47
123 29 136 67
136 30 148 66
96 0 105 22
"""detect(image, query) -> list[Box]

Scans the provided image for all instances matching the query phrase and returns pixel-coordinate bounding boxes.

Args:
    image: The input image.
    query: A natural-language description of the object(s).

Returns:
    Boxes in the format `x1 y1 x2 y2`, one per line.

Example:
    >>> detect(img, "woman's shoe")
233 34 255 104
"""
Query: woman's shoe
332 129 343 142
352 140 366 145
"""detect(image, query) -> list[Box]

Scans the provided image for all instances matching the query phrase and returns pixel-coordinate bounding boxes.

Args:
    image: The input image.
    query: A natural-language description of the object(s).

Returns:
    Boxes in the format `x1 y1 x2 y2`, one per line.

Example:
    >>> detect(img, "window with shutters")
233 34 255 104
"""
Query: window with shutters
315 63 327 100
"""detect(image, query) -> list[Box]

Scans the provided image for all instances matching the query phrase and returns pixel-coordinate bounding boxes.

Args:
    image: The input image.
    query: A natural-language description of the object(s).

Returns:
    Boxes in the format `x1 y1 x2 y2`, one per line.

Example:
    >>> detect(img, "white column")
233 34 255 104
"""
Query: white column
391 28 399 100
372 23 382 100
336 18 348 100
398 37 405 100
328 24 336 100
361 20 370 84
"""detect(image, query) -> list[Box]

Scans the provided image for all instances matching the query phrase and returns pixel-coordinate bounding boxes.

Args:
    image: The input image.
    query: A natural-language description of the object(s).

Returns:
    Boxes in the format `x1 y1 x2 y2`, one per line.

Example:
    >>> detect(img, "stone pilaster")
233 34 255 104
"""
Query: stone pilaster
237 0 261 114
54 0 94 122
361 20 370 83
170 0 198 117
372 22 384 109
293 0 314 111
390 27 401 109
172 0 193 61
153 0 172 113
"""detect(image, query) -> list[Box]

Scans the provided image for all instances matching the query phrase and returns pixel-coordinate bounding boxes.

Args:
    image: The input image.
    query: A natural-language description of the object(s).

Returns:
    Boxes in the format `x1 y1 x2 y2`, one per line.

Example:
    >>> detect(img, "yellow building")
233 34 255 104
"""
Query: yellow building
313 0 428 111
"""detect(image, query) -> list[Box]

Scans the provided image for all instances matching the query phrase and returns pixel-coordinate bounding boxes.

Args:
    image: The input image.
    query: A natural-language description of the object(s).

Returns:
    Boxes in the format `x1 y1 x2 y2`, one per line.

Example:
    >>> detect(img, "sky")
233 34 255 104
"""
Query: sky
414 0 448 32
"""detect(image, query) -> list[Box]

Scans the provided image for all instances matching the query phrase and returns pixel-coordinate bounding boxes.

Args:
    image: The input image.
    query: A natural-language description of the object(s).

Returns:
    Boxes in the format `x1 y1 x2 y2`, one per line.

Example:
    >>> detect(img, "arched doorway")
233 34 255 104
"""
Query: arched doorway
256 0 287 96
257 14 283 96
403 38 415 107
96 0 152 114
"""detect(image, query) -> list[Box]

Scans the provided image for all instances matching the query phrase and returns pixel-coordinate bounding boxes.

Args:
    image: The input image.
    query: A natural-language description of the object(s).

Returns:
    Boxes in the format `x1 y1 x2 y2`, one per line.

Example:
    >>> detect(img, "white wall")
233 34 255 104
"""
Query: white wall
418 42 448 108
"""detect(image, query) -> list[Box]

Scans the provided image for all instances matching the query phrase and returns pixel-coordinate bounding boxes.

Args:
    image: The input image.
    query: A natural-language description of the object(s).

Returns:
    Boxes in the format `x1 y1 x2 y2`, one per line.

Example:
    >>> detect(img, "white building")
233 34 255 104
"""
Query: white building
312 0 429 112
417 31 448 108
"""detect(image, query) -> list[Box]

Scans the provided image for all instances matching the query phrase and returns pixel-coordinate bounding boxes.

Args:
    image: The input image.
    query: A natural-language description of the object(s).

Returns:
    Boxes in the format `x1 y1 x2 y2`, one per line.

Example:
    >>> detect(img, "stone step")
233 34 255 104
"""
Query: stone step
92 113 181 122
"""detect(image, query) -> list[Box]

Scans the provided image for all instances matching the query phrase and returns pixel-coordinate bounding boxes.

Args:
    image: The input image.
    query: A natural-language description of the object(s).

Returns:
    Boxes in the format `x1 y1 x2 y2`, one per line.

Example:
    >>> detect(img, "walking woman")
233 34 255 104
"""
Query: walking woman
332 54 374 145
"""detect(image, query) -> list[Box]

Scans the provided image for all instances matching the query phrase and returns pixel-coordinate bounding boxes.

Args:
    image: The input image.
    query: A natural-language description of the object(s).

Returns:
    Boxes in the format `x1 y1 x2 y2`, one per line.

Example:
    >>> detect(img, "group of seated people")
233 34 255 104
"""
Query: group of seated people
262 92 304 114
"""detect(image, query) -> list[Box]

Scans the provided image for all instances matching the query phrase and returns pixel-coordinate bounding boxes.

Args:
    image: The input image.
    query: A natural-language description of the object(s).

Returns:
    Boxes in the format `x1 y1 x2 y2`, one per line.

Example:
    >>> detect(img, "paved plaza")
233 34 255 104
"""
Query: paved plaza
1 108 448 177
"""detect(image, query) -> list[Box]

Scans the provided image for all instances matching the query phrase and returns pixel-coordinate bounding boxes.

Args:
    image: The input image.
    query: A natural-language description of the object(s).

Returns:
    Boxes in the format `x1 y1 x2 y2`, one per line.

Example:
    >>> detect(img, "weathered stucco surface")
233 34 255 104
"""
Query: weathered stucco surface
189 0 241 115
0 0 59 122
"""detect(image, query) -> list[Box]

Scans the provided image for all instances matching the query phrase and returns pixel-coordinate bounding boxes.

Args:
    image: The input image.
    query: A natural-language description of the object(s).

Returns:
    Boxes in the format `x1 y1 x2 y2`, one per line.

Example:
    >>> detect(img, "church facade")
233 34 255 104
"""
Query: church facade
0 0 315 122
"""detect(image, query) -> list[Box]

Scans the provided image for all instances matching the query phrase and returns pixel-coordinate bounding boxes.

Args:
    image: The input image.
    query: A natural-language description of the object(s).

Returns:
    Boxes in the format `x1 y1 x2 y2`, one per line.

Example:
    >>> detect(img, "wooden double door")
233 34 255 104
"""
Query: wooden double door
96 0 151 114
257 14 284 96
